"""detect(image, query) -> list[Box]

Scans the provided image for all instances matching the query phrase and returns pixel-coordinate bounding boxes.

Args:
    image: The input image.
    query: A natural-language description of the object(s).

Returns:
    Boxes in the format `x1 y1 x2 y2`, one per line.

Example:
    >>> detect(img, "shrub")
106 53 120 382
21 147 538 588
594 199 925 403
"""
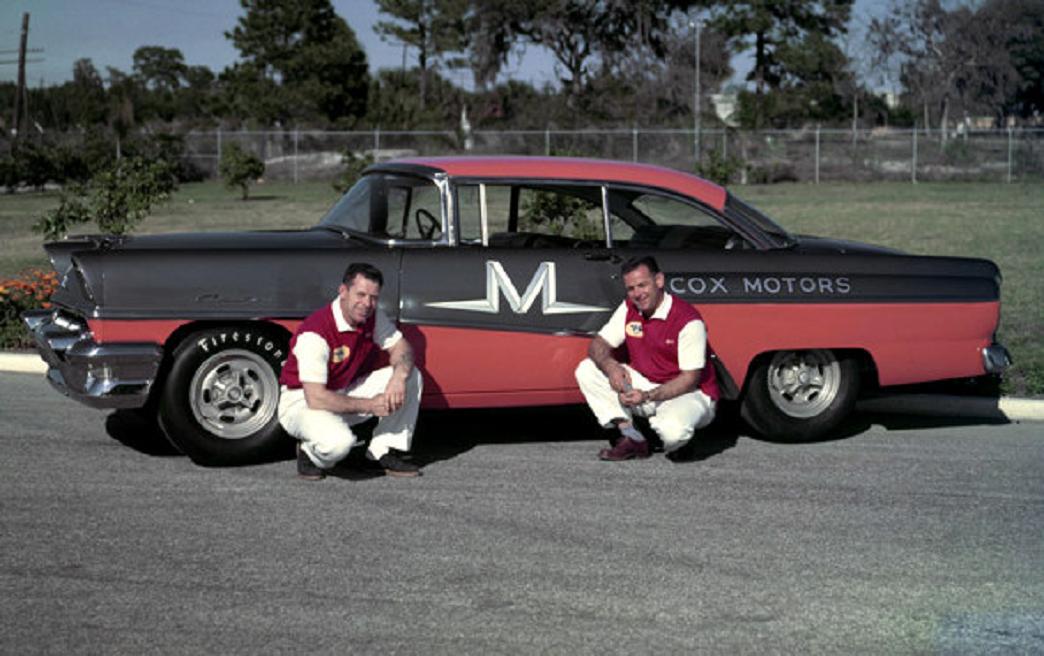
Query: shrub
747 161 799 184
332 150 374 194
219 143 265 200
33 157 179 240
695 148 744 185
0 268 59 349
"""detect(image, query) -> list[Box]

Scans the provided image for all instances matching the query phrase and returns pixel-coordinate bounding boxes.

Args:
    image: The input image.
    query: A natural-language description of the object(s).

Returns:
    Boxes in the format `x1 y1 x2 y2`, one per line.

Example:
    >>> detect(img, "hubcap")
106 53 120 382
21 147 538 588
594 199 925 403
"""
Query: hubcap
189 349 279 440
766 349 841 419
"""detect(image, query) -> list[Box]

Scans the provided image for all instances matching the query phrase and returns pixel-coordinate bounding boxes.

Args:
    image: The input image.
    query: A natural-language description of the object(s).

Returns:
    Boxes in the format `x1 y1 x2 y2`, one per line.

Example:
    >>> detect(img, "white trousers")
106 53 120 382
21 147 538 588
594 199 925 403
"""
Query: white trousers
575 358 715 453
278 367 423 469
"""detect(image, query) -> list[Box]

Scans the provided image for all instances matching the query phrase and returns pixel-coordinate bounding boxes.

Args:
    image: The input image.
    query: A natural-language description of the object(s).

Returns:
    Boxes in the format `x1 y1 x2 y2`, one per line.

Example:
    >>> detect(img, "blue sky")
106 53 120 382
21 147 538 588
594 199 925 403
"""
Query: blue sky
1 0 877 90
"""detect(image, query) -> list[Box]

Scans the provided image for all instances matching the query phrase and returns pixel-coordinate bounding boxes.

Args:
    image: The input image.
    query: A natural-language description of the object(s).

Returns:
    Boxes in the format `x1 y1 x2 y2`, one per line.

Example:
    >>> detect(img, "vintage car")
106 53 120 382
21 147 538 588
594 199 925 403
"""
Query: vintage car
24 156 1010 465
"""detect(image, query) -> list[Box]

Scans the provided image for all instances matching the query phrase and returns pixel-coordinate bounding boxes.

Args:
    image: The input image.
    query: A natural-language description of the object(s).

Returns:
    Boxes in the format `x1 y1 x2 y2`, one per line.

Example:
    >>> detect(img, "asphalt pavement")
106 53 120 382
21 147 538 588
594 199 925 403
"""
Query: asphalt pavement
2 372 1043 654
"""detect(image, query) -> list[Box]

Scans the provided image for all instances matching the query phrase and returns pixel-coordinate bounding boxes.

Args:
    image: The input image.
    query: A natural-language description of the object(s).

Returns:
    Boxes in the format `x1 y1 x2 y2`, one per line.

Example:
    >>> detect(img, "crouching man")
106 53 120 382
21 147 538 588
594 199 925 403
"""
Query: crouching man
575 255 719 461
278 262 423 479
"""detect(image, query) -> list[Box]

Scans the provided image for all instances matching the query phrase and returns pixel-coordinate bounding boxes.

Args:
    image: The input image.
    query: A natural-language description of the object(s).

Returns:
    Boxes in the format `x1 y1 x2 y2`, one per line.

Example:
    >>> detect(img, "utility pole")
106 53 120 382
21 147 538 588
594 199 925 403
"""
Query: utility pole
13 12 30 139
690 19 702 166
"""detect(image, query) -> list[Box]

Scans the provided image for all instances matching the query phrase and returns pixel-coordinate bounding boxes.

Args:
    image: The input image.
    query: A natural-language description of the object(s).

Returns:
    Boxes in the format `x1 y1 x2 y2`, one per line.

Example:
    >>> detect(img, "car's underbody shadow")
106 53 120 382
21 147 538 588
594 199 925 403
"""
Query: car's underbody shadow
104 409 182 457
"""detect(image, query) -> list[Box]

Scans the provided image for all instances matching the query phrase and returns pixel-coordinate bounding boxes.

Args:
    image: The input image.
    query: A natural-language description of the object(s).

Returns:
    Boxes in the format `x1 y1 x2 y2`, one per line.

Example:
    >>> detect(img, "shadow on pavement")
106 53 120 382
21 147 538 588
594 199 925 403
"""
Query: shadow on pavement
104 409 182 457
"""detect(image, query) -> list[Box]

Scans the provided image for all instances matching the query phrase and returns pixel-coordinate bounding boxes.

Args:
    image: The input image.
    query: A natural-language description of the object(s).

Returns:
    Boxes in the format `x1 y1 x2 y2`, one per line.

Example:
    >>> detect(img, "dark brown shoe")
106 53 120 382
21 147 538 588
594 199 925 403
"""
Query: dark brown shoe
297 443 327 481
378 452 421 478
598 436 651 461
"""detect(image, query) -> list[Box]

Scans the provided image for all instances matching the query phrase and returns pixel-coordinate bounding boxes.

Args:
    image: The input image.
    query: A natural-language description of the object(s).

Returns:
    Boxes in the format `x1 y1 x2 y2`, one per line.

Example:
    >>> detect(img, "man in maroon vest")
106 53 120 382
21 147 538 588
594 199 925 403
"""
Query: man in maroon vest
575 255 719 461
278 262 423 479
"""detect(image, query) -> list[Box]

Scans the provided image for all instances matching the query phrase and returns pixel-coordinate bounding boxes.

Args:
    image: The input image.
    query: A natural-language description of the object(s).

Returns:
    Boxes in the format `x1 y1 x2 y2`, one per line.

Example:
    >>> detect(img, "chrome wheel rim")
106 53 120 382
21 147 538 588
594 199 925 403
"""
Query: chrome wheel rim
189 349 279 440
766 349 841 419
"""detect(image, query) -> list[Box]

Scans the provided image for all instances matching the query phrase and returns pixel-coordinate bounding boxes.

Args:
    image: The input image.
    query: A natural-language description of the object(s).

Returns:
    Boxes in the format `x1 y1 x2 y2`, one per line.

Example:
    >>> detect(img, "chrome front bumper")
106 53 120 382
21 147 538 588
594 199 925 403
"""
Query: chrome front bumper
982 343 1012 374
22 308 163 409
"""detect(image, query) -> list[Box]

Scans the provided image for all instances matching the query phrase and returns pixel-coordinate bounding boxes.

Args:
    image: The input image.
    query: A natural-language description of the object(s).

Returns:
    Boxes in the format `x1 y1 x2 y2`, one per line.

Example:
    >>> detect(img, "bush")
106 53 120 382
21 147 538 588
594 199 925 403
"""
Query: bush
332 150 374 194
0 268 59 349
219 143 265 200
695 148 745 185
33 157 178 240
747 161 799 184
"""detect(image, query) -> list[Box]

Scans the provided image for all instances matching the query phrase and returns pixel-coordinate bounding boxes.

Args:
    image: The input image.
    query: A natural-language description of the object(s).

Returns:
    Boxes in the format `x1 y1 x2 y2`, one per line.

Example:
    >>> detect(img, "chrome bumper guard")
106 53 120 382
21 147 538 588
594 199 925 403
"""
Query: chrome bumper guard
982 343 1012 374
22 308 162 409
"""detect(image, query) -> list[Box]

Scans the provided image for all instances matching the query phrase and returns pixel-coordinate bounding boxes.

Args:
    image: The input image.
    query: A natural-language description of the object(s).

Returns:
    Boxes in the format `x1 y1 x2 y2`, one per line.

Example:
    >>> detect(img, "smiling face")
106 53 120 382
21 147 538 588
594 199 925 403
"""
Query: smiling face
338 273 381 328
623 264 665 317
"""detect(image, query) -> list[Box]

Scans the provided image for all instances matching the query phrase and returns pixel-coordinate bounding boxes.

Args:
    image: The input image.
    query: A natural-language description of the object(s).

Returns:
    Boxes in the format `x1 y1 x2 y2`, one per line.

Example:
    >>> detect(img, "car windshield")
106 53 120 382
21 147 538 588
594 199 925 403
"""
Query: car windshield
725 194 795 248
318 173 443 241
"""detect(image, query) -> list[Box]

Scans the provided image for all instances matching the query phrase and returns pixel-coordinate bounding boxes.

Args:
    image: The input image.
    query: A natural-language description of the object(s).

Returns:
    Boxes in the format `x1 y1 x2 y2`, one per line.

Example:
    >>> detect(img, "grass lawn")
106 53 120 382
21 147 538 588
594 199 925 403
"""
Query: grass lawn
2 179 1041 396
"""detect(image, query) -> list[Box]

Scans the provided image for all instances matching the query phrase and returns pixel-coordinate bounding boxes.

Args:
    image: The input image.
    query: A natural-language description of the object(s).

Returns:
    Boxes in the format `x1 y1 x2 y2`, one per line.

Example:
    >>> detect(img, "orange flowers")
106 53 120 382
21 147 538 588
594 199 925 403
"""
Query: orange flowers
1 267 59 317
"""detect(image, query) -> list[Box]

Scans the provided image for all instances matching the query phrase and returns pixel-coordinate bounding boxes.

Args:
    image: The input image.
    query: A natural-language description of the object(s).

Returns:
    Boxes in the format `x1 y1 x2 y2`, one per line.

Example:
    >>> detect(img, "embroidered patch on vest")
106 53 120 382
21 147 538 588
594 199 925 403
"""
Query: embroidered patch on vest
332 345 351 363
625 322 644 338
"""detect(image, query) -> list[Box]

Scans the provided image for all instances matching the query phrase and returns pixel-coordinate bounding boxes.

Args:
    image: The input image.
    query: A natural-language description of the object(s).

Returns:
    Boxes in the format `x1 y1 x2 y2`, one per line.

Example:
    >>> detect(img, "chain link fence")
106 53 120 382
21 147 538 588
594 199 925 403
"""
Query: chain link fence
182 127 1044 184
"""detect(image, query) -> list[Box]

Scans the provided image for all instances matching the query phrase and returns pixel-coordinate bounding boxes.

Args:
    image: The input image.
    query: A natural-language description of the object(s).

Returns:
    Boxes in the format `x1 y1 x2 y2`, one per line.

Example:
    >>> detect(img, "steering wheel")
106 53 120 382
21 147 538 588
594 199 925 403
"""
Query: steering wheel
415 209 440 240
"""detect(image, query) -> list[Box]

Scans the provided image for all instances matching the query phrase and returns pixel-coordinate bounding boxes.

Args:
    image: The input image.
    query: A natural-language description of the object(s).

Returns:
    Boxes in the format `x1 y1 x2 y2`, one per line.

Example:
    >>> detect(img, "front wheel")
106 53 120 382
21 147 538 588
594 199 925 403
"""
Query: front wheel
740 349 859 442
158 327 290 466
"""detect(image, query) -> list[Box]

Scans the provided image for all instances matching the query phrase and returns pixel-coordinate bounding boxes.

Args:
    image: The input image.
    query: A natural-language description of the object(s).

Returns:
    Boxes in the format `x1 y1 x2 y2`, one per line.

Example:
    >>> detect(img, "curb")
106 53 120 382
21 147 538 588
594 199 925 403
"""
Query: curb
2 351 1043 422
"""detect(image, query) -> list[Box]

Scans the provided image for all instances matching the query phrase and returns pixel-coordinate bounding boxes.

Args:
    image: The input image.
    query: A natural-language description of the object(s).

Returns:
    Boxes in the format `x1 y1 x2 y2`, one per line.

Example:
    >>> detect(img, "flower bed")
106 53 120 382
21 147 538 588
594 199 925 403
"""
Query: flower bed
0 268 58 349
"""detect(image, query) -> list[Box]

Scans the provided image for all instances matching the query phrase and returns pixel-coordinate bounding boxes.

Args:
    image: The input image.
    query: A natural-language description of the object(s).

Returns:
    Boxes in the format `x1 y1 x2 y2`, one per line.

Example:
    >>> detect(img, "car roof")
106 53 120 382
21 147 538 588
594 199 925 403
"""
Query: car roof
390 156 728 212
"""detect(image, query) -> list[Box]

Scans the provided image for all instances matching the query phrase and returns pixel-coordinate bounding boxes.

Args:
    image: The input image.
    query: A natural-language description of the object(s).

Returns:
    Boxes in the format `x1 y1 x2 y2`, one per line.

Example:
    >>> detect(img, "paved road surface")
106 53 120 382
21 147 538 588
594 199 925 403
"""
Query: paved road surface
2 372 1042 654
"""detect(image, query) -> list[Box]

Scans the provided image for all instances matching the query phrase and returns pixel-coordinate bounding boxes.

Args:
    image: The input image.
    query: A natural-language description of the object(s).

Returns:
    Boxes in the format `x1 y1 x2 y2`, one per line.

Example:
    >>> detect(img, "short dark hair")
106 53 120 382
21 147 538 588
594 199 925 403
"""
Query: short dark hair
621 255 660 276
343 262 383 287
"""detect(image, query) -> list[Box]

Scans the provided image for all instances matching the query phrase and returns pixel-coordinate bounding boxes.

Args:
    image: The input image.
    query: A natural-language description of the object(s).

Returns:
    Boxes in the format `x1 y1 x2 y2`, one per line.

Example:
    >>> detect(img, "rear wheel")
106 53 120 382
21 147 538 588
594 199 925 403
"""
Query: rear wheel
741 349 859 442
158 327 290 466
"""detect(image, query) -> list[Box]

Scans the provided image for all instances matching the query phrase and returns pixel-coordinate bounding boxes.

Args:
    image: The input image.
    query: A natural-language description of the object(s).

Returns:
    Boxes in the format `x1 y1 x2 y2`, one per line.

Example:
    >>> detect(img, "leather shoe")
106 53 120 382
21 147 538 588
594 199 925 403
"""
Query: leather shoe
598 436 650 461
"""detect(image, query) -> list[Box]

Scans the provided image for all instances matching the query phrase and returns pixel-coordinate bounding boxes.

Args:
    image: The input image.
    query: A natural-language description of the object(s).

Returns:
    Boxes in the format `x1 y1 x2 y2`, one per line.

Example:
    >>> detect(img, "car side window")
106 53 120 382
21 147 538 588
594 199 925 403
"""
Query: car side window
608 188 743 250
485 184 605 248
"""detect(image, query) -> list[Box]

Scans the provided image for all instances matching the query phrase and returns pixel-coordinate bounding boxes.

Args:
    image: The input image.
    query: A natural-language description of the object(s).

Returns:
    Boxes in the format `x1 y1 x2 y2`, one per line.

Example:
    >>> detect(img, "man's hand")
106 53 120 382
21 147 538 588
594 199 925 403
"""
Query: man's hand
618 388 644 407
607 362 632 394
369 393 392 417
383 375 406 413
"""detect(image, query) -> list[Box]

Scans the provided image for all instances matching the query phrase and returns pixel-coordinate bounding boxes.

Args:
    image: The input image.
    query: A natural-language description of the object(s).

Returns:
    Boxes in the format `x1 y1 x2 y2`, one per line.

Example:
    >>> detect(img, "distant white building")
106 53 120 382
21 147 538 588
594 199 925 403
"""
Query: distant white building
711 93 739 128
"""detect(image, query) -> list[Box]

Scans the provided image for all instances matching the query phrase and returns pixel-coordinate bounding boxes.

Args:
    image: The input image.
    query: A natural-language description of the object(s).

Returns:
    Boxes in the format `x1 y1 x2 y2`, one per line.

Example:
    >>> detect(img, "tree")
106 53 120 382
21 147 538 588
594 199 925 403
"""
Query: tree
375 0 469 109
225 0 370 125
133 46 186 93
67 59 108 127
868 0 1032 134
709 0 854 127
219 143 265 200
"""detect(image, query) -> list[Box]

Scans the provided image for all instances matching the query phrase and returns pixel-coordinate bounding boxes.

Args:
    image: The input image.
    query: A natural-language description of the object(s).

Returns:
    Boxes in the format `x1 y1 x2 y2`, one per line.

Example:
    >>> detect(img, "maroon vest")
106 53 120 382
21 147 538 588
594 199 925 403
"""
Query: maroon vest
279 304 377 390
624 295 720 401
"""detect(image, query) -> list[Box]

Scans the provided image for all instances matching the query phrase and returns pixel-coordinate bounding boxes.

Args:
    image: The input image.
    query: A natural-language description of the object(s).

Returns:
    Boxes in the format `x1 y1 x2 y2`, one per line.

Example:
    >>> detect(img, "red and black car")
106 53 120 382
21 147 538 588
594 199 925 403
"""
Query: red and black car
24 157 1010 465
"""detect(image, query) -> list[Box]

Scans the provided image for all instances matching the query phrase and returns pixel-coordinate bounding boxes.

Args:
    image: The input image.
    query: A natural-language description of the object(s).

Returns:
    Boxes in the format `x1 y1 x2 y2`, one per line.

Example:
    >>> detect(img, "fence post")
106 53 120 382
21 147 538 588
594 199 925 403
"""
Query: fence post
293 128 299 184
722 129 727 160
815 125 821 184
1007 126 1013 184
632 127 638 162
545 128 551 156
374 127 380 156
216 128 222 170
911 127 918 184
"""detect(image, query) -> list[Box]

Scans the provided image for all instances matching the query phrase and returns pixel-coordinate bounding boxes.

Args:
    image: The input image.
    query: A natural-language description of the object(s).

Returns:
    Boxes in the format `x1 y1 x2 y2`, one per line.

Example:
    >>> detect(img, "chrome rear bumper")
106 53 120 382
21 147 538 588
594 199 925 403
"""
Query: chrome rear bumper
982 343 1012 374
22 308 162 409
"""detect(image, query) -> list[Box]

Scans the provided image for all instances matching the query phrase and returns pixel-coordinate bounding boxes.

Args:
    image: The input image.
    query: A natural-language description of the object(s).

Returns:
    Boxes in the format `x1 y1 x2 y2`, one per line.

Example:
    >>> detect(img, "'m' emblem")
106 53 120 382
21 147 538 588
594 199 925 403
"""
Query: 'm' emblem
626 322 644 338
426 261 609 315
332 346 350 363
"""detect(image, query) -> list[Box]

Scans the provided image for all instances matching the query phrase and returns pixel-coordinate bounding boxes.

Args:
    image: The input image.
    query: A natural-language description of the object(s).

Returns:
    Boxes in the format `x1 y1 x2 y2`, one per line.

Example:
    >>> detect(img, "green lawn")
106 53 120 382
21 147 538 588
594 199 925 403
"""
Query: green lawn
2 180 1041 396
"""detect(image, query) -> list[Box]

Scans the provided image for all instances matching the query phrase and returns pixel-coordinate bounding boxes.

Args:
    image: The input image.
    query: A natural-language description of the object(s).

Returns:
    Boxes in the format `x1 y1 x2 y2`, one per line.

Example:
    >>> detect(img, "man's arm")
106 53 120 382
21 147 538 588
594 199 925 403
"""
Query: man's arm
303 382 389 416
643 369 700 404
382 337 414 411
589 335 631 394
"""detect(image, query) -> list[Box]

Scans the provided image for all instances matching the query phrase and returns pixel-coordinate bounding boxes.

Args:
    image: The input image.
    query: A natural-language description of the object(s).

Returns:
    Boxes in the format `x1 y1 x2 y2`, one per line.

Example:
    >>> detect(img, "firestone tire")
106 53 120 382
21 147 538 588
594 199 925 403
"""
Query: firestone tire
159 327 290 466
740 349 859 442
